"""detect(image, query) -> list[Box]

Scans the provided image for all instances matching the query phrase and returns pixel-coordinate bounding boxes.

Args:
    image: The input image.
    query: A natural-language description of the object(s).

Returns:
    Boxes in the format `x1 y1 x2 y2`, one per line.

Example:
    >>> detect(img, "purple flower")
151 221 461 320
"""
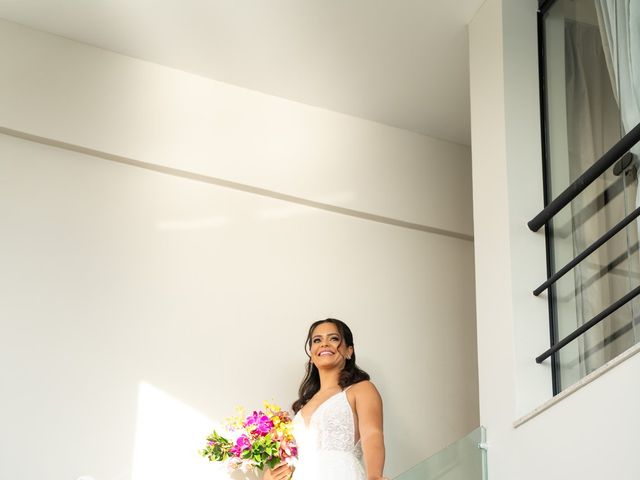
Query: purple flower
229 435 251 457
244 411 274 437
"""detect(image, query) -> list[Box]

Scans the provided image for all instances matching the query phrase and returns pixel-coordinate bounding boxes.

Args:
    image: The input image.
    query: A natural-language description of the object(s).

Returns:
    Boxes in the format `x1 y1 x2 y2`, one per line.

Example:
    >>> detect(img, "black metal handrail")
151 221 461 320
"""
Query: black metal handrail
528 121 640 232
532 122 640 366
533 205 640 296
551 166 628 239
555 242 640 303
536 284 640 363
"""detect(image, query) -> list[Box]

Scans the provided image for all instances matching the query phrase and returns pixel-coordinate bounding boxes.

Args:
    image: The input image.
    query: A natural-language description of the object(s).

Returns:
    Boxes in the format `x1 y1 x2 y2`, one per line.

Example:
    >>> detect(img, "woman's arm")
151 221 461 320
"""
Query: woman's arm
353 381 385 480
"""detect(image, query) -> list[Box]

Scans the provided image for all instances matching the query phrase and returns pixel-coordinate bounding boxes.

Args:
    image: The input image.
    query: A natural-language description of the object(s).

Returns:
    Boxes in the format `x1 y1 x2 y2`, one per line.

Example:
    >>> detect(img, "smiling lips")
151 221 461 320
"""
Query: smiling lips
318 350 335 356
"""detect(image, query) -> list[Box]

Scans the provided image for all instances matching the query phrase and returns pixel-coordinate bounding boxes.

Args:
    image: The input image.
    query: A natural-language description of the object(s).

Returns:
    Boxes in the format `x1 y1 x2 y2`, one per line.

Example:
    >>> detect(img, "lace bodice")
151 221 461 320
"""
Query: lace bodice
291 390 365 480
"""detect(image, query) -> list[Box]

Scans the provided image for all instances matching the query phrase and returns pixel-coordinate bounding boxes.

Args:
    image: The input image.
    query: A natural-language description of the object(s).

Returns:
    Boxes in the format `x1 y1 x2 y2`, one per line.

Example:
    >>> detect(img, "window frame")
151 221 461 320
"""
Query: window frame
535 0 640 395
537 0 561 395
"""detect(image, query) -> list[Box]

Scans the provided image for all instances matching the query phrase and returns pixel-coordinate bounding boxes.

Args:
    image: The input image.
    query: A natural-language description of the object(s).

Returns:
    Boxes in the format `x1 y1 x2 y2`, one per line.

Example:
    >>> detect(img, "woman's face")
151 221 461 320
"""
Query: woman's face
309 322 353 370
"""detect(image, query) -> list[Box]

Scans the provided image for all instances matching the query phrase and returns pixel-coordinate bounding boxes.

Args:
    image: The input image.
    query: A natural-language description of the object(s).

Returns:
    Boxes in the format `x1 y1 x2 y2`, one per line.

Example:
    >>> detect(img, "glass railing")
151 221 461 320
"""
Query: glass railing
394 426 487 480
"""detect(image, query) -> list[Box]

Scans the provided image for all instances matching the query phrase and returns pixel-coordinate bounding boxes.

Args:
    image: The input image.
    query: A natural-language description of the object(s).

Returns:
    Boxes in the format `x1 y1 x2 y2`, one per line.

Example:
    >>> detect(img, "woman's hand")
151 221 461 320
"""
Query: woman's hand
263 463 293 480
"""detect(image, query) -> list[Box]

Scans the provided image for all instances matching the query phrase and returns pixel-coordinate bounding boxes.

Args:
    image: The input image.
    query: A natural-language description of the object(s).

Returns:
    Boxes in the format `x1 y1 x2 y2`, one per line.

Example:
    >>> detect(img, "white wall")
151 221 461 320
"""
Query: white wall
0 19 478 480
469 1 640 479
0 18 473 239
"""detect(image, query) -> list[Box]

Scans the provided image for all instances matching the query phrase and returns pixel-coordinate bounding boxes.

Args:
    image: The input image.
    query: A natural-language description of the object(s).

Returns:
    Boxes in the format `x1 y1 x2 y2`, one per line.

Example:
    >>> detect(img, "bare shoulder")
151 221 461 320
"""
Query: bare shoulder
350 380 382 402
349 381 383 426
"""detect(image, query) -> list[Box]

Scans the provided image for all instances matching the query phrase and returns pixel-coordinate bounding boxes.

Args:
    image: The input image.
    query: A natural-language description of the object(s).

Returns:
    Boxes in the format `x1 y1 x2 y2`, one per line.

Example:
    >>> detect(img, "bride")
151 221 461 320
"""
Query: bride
264 318 387 480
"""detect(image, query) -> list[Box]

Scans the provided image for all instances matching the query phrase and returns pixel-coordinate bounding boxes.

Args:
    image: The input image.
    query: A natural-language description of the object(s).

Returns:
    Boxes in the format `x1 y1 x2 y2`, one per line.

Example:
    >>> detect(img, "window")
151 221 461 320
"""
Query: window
536 0 640 393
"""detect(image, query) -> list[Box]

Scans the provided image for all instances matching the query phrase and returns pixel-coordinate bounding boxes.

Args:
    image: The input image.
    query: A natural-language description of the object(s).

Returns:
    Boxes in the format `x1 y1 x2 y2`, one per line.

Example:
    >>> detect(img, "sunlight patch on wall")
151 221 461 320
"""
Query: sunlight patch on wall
131 381 230 480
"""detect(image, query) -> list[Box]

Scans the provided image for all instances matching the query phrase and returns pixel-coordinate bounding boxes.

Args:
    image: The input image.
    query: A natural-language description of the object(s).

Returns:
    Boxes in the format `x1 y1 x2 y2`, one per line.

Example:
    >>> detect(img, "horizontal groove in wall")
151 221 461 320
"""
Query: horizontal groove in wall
0 126 473 242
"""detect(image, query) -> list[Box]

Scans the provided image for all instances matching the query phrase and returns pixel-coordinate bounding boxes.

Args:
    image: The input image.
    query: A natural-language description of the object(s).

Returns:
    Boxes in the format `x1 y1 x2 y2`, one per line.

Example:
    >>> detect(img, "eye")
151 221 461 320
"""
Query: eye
330 336 340 342
312 338 320 344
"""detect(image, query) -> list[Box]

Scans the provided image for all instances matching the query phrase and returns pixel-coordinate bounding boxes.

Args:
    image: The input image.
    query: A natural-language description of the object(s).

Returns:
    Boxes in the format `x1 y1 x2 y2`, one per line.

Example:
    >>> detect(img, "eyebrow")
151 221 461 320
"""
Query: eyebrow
311 333 341 339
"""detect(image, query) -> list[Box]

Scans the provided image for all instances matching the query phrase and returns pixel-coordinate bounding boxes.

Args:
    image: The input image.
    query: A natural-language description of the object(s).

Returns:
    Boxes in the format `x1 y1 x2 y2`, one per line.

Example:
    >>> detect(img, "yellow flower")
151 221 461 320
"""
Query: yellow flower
222 405 248 429
263 400 281 416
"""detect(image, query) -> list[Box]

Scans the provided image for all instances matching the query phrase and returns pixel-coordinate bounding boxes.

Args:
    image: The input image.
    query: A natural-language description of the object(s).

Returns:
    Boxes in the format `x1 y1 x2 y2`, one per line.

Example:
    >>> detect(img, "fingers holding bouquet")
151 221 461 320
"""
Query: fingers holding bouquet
263 463 293 480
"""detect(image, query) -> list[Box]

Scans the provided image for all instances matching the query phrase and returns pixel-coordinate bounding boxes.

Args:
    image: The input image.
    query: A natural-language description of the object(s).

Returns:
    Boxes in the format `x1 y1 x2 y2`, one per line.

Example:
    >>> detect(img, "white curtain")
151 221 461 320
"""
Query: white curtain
595 0 640 355
564 19 628 375
595 0 640 181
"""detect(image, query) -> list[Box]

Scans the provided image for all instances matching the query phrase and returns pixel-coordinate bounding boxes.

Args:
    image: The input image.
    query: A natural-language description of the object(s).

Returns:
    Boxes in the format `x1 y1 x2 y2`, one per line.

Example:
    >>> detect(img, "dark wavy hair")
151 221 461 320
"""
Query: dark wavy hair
292 318 370 413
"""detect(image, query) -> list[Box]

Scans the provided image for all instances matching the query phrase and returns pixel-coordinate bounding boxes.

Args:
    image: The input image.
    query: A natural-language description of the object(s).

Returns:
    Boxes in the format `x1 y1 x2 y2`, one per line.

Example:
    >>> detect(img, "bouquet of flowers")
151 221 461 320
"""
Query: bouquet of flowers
199 401 297 473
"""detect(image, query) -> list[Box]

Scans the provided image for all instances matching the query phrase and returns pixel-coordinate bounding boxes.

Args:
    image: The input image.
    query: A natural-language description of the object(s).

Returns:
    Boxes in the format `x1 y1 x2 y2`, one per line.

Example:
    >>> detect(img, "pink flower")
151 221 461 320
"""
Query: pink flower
281 445 297 460
229 435 251 457
244 411 274 437
280 440 297 459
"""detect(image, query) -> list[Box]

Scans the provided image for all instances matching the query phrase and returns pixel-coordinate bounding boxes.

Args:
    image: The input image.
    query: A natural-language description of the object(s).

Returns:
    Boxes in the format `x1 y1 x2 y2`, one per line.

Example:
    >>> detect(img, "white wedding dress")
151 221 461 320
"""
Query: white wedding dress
291 389 366 480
